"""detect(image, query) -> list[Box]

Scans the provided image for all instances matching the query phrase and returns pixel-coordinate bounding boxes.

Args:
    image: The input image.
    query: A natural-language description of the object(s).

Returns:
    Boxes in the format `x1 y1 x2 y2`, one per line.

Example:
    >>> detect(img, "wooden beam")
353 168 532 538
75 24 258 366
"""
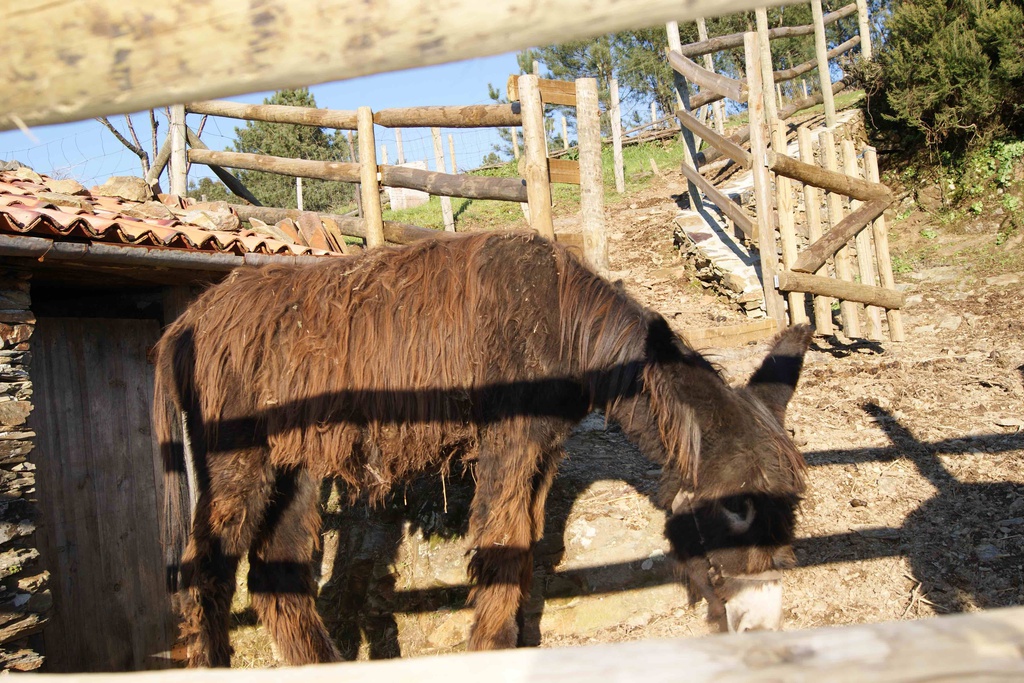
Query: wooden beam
843 138 883 340
576 78 608 276
375 105 522 128
797 126 833 336
682 319 779 348
357 106 385 248
767 150 893 202
548 158 581 185
778 270 905 309
773 126 806 325
679 3 857 58
678 160 755 239
379 166 527 202
772 36 860 84
792 199 890 274
864 147 905 341
667 51 747 102
518 75 555 239
187 149 361 183
610 77 625 194
812 0 838 128
169 105 187 196
187 100 357 129
506 76 577 106
230 205 437 244
431 127 456 232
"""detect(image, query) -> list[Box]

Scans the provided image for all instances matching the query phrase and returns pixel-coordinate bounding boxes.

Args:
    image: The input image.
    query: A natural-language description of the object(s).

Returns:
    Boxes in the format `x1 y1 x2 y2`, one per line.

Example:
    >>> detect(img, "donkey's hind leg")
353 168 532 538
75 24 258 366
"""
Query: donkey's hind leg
179 450 275 668
467 437 559 650
248 468 341 665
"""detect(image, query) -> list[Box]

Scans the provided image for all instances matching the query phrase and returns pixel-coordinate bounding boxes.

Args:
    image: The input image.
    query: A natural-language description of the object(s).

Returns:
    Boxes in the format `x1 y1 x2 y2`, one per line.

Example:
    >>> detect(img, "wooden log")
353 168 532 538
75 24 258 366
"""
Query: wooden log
792 199 889 275
431 127 456 232
506 76 577 106
678 161 755 239
856 0 873 61
755 8 779 124
346 131 362 217
679 3 857 58
187 100 358 129
395 130 405 165
682 319 779 348
744 32 786 323
676 110 752 170
561 115 570 151
696 17 727 136
230 205 437 244
375 105 522 128
811 0 838 128
773 36 860 83
610 78 625 194
798 126 833 335
767 150 892 202
842 138 883 340
666 24 702 210
357 106 385 248
448 134 457 173
518 75 555 239
187 149 361 183
379 167 526 202
864 147 905 341
184 128 262 206
666 51 747 102
511 127 521 160
548 158 581 185
145 134 172 189
5 0 817 131
169 105 187 196
575 78 608 276
666 21 686 110
818 128 860 337
773 126 806 325
778 271 905 309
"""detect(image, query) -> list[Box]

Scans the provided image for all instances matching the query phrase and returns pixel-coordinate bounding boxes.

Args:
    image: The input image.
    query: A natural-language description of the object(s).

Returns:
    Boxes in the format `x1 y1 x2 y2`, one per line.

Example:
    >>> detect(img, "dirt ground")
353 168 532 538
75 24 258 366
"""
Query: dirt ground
227 159 1024 665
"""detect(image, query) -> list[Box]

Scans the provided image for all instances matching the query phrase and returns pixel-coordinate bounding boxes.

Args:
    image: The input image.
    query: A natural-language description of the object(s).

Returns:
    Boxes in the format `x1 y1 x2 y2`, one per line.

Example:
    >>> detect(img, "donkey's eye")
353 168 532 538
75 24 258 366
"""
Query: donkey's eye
721 496 756 535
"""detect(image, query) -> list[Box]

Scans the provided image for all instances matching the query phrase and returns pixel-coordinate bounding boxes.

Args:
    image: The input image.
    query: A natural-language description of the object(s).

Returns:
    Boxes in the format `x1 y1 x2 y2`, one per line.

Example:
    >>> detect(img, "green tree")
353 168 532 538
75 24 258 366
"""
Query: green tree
876 0 1024 148
188 176 233 203
228 88 354 211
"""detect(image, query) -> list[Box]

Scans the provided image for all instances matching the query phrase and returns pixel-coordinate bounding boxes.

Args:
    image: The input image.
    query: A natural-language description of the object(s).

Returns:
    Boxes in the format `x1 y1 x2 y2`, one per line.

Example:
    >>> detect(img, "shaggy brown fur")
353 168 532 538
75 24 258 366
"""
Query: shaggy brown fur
154 231 811 667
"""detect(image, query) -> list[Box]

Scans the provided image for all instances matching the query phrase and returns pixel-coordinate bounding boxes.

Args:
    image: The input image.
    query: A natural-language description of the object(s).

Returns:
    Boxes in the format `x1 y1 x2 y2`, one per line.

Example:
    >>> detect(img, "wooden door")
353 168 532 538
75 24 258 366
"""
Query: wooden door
31 318 175 672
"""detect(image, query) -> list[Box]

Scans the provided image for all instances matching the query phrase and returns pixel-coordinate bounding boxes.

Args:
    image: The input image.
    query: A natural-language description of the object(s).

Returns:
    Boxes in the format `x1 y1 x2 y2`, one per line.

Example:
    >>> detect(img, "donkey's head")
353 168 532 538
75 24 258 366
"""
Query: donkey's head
660 324 812 633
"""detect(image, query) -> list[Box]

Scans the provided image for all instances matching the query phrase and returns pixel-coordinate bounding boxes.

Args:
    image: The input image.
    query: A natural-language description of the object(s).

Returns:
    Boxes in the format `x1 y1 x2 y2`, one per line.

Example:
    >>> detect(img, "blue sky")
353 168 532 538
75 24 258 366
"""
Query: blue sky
0 52 534 189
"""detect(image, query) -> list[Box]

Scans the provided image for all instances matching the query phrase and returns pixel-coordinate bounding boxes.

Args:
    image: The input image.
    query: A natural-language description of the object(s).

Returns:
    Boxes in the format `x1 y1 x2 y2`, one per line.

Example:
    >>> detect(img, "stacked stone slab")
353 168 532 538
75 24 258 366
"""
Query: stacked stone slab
0 271 49 671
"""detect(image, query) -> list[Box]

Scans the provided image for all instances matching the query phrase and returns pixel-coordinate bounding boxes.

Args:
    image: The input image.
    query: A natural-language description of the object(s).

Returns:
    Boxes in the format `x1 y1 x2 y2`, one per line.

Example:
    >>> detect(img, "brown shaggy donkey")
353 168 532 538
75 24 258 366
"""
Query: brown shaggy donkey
154 231 811 667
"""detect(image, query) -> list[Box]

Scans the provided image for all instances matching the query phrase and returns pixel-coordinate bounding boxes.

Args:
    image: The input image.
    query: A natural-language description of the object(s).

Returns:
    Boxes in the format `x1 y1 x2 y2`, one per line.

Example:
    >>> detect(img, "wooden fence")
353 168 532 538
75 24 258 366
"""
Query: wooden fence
669 1 905 342
160 76 608 273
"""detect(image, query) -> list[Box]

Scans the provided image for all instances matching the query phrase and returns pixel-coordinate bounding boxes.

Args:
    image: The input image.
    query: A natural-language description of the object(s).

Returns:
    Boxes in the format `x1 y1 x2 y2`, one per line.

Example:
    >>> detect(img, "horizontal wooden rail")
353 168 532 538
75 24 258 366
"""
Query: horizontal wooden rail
678 161 755 239
187 100 358 129
773 36 860 83
768 151 893 202
680 3 857 58
792 199 891 274
188 101 523 129
230 205 439 244
373 105 522 128
506 76 578 106
187 149 361 182
5 0 796 131
668 51 747 102
183 128 261 206
778 270 905 309
675 108 750 167
379 165 528 202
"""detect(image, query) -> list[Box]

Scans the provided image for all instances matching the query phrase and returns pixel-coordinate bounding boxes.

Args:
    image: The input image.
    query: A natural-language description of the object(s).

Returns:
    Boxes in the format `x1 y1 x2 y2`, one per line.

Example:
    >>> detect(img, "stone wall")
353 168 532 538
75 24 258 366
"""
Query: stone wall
0 271 50 671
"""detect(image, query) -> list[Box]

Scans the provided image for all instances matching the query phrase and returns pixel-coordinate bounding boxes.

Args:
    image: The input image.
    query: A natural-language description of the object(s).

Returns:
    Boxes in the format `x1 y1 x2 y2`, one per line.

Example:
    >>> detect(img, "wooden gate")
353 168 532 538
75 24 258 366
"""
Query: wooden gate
31 318 175 672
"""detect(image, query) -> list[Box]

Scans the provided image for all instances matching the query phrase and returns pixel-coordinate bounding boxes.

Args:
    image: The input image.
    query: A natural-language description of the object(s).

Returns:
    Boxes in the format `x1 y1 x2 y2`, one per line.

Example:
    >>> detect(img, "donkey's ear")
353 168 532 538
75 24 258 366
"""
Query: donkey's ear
747 324 813 418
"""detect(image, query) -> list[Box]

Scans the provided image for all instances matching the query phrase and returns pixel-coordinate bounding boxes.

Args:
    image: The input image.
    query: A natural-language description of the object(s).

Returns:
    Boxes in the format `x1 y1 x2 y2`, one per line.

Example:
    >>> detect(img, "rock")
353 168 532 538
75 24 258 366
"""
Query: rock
121 201 176 221
425 610 470 649
0 402 31 428
92 176 153 202
9 168 43 184
181 210 241 232
0 325 31 348
985 273 1021 286
975 543 1003 562
0 161 27 172
938 316 962 332
43 178 88 195
35 192 93 211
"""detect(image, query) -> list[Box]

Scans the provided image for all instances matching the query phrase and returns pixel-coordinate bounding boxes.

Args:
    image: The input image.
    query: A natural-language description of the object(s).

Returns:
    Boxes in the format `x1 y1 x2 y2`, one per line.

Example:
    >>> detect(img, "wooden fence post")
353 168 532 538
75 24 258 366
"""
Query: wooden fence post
448 134 456 173
819 128 860 337
864 147 904 341
773 126 807 325
576 77 608 276
357 106 385 248
381 145 389 166
511 127 521 160
798 126 834 335
812 0 838 128
842 139 883 339
346 130 362 218
169 104 187 196
609 77 625 194
665 21 686 111
696 17 727 135
432 126 456 232
744 32 786 324
666 22 702 210
755 9 780 125
562 115 570 151
856 0 873 61
518 75 555 240
651 102 658 127
296 177 303 211
395 129 405 164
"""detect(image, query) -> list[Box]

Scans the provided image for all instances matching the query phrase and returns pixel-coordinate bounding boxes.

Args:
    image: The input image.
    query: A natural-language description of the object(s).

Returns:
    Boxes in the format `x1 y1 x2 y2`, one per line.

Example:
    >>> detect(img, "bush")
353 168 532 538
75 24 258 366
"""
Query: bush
876 0 1024 150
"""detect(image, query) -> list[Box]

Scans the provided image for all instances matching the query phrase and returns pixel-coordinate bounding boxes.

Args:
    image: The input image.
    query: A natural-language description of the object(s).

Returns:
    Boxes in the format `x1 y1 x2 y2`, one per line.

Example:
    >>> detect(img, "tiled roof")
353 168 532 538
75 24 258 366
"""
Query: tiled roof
0 168 340 258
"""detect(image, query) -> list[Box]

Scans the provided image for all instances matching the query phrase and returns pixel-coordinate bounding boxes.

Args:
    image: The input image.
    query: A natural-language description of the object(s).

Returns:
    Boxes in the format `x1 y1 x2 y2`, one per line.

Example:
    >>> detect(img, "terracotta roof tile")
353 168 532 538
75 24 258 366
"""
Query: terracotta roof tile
0 169 342 259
